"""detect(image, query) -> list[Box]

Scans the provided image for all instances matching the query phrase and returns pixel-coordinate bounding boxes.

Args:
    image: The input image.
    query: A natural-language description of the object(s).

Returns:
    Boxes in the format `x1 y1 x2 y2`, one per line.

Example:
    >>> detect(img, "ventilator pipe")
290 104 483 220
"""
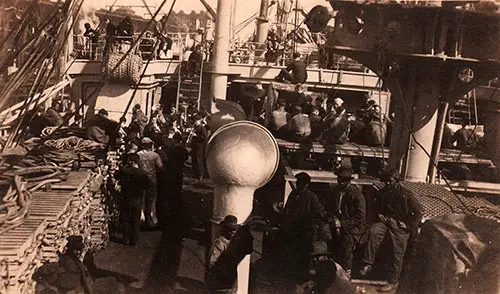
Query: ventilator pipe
206 121 279 294
207 121 279 223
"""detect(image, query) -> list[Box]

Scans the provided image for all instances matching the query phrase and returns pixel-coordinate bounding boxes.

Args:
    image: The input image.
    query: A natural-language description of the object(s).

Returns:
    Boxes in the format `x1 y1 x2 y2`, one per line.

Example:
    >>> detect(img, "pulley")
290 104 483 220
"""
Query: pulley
305 5 331 33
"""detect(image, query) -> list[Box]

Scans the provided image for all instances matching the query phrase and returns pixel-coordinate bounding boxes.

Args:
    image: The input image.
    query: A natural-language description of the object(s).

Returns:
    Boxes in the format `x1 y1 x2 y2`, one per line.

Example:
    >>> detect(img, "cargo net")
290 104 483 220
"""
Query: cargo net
102 52 143 85
402 182 500 223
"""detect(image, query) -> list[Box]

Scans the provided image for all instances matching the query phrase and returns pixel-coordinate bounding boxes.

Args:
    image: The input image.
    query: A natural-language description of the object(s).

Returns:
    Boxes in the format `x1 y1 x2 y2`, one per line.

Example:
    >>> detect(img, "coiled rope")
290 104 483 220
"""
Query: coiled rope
0 176 32 235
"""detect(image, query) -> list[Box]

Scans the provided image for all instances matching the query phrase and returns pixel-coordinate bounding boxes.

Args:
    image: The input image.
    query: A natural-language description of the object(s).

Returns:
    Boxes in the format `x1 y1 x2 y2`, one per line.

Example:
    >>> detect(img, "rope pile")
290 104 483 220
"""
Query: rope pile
103 52 143 85
37 136 105 167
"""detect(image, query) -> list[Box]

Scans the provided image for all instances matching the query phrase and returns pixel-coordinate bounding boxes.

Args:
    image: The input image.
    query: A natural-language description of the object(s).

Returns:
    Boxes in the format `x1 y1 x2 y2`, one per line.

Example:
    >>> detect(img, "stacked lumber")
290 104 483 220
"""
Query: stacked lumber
0 170 108 293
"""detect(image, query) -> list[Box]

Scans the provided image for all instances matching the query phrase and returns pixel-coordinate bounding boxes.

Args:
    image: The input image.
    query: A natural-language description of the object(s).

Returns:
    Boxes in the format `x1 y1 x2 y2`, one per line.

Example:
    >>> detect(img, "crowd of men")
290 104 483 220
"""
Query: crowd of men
82 103 210 245
269 87 389 148
279 166 422 293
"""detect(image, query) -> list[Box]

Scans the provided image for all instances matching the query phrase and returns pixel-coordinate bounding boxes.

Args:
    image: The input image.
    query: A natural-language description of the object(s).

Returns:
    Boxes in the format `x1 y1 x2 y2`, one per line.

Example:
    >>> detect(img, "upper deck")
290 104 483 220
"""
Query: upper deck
68 33 382 91
67 58 382 91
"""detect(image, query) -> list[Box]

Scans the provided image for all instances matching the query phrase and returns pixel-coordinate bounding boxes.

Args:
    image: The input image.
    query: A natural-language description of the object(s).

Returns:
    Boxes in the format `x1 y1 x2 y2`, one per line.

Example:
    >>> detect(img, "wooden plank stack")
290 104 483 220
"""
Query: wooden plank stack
0 170 108 294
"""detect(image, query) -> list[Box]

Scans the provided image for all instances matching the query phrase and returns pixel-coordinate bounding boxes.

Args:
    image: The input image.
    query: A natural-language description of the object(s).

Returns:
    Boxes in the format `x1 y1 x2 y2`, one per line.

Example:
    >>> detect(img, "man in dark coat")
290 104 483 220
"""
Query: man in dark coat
283 172 326 273
326 166 367 273
190 115 208 180
115 153 149 245
130 104 148 138
85 109 118 145
27 105 51 138
275 52 308 84
360 169 423 292
33 236 93 294
188 45 203 77
43 102 64 127
116 16 134 40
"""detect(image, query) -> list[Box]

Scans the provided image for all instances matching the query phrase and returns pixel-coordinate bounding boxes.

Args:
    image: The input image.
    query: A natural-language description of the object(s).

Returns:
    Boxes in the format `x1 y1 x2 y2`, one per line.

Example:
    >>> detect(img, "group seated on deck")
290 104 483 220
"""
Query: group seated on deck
268 88 390 148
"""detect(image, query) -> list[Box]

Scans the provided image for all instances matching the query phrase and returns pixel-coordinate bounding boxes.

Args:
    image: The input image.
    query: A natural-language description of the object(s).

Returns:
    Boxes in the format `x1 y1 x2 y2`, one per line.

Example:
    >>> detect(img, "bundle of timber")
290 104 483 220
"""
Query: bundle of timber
102 52 143 85
0 170 109 294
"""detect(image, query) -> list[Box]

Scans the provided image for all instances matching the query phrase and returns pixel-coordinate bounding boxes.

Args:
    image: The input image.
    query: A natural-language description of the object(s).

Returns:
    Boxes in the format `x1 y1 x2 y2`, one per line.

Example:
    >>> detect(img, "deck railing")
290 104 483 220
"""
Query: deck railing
72 33 367 72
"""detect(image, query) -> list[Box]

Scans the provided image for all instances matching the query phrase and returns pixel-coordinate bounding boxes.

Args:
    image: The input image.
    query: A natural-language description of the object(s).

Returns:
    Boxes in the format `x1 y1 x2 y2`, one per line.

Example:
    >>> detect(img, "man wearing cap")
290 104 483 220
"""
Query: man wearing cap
275 52 308 84
326 166 367 273
115 153 149 245
206 215 239 292
283 172 326 273
138 137 163 227
359 169 422 292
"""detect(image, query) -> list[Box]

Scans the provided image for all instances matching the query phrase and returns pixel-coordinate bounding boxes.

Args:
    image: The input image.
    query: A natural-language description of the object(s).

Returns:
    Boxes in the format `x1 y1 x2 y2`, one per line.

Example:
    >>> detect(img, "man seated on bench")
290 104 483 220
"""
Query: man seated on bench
275 52 308 84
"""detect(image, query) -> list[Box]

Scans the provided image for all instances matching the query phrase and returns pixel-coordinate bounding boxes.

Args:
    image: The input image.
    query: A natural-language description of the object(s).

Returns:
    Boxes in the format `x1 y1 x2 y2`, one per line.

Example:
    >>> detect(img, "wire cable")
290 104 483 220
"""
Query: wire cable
391 77 475 215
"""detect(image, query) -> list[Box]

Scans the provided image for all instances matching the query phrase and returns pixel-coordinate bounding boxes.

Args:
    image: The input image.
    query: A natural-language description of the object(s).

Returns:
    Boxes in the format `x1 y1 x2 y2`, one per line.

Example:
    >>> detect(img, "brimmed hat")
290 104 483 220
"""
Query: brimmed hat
380 168 399 181
220 215 239 230
335 166 354 179
311 241 329 256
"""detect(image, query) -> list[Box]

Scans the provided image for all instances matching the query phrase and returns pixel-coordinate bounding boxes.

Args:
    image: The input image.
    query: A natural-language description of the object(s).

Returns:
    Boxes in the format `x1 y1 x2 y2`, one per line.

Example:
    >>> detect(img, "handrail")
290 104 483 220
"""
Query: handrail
72 33 367 70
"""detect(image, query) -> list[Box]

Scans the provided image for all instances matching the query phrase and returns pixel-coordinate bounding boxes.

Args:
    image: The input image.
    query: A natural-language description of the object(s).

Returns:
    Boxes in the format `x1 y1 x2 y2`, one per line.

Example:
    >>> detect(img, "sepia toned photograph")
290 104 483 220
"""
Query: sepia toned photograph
0 0 499 293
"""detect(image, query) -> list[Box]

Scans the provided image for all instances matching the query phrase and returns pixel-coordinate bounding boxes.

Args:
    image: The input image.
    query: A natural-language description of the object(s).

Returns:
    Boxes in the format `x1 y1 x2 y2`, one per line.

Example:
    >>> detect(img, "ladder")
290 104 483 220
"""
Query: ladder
175 35 204 113
448 89 478 125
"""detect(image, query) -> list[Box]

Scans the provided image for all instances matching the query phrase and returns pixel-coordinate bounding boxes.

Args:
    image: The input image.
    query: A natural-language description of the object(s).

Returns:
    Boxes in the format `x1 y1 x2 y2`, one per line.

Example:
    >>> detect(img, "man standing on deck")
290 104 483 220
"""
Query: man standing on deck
190 115 208 181
138 137 163 227
115 153 149 245
131 104 148 138
359 169 422 292
325 166 367 274
282 172 326 274
275 52 308 84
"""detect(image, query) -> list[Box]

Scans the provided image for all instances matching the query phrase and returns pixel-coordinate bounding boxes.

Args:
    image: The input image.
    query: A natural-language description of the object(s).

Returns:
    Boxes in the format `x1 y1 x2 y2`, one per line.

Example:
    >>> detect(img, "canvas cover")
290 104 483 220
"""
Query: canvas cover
397 213 500 294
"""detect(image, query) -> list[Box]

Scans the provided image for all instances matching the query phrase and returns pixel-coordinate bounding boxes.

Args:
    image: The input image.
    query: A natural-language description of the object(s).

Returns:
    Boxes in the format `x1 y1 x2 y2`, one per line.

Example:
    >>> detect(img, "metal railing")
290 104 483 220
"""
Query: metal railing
72 33 367 72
